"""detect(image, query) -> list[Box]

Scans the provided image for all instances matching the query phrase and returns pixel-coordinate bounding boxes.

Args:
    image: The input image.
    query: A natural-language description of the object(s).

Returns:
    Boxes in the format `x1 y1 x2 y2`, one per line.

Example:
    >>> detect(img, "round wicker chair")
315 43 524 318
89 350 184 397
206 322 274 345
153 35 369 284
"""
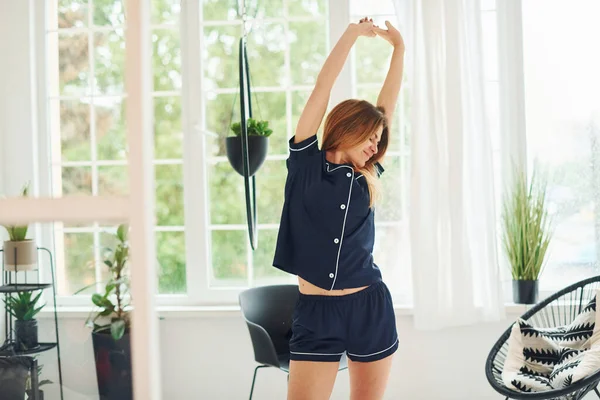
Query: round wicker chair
486 275 600 399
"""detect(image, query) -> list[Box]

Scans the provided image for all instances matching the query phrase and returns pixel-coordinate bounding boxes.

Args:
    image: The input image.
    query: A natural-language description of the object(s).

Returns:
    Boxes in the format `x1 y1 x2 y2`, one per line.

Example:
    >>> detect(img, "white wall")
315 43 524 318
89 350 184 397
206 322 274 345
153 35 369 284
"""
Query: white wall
33 310 549 400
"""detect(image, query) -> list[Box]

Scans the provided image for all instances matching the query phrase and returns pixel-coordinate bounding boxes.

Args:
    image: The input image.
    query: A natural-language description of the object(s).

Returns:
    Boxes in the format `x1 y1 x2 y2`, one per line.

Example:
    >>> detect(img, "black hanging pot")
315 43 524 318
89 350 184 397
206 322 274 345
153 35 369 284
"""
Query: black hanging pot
15 319 39 349
512 279 539 304
225 135 269 177
92 330 133 400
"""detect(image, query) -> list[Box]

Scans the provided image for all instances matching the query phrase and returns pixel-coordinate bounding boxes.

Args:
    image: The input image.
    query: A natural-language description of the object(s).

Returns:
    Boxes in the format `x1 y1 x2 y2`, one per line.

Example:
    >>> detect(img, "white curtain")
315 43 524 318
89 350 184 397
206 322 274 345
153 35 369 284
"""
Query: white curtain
393 0 505 330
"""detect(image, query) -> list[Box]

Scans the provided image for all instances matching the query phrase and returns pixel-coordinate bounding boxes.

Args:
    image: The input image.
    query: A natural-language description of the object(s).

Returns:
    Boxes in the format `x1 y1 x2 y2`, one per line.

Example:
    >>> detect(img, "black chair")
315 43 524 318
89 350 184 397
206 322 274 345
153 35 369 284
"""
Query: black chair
239 284 348 399
485 276 600 399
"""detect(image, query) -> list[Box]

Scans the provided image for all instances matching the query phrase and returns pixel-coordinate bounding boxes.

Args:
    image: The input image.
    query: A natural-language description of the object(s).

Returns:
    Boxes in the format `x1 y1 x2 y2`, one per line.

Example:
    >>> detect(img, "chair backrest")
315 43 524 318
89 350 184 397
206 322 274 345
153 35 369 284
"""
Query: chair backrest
239 284 299 356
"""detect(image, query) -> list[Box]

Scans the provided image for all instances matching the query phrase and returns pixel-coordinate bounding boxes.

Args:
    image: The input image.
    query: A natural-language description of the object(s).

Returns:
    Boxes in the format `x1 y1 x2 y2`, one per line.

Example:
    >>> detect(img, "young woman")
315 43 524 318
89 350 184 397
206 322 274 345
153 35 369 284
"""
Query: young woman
272 17 405 400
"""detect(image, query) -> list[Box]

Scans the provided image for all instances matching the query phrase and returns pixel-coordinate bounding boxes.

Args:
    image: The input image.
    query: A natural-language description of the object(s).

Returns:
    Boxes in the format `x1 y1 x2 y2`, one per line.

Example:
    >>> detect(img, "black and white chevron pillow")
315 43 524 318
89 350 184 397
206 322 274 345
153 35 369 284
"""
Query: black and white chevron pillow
502 291 599 393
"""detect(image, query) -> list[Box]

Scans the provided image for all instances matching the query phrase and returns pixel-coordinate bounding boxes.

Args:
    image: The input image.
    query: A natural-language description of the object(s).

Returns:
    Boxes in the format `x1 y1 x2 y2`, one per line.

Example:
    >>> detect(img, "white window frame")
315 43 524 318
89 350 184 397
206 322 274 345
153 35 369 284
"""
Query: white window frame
34 0 357 307
31 0 558 308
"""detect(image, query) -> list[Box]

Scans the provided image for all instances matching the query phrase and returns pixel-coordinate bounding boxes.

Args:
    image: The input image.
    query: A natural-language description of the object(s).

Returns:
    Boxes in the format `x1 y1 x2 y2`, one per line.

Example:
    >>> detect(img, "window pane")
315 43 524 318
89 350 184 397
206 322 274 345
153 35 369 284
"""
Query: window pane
156 231 186 294
98 166 129 196
203 0 240 20
155 164 184 226
373 224 412 304
252 0 283 18
288 0 327 17
154 96 183 159
94 30 125 95
375 156 403 222
356 87 401 153
354 33 395 84
256 160 287 224
205 92 238 157
254 91 287 155
96 98 127 160
57 0 87 28
94 0 125 26
203 25 241 90
253 229 288 283
57 99 91 162
152 29 182 91
209 161 245 225
522 0 600 291
152 0 181 24
246 23 286 87
62 167 92 195
55 32 90 95
210 230 247 286
291 90 312 136
62 232 95 295
289 21 327 86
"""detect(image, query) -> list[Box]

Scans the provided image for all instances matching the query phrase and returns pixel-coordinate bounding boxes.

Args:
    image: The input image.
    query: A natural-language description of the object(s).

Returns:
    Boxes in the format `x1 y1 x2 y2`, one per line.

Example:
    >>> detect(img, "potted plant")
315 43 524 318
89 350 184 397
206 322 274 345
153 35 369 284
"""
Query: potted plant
25 362 52 400
226 118 272 177
77 224 132 400
501 164 552 304
0 357 29 399
3 290 44 349
1 183 37 272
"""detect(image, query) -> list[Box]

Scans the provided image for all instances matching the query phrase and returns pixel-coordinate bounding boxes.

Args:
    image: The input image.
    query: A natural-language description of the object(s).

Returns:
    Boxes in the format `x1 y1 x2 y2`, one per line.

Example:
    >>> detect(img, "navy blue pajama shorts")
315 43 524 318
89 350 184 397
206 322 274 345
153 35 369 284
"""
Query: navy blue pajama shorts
289 281 399 363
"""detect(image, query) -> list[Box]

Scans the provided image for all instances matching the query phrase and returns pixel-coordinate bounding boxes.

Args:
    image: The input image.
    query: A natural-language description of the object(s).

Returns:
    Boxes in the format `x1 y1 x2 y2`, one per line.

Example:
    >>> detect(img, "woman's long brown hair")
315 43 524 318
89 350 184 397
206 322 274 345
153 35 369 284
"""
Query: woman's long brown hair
321 99 389 208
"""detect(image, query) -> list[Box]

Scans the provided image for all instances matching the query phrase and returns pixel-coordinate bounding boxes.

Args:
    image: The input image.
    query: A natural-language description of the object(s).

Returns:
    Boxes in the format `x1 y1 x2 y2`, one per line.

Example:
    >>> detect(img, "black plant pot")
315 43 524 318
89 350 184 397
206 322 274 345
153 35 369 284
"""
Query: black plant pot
225 135 269 177
26 389 44 400
15 319 39 349
0 357 28 400
92 330 133 400
513 280 539 304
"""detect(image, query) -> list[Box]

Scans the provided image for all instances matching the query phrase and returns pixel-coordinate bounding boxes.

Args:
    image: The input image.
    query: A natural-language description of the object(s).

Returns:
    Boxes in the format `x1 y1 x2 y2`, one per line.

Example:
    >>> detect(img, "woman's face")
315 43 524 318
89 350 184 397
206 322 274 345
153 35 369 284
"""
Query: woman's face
346 125 383 168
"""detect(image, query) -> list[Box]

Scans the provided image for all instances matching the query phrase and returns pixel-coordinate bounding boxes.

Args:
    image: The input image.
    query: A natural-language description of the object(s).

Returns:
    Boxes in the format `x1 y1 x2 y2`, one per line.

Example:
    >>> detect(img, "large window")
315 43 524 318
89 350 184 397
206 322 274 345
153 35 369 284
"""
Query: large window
47 0 186 297
44 0 501 306
202 0 328 289
522 0 600 291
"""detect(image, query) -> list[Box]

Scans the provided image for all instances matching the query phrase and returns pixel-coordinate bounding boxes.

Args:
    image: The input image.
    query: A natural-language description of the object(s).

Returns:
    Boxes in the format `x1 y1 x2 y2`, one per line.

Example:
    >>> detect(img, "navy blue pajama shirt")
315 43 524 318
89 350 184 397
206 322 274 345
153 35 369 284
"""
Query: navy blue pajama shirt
272 133 399 363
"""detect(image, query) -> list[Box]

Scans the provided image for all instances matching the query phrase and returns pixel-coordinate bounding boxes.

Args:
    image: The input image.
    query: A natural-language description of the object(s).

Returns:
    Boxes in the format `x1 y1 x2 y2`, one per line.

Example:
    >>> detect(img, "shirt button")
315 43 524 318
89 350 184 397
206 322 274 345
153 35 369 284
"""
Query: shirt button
346 172 352 178
334 238 339 244
340 204 346 210
329 273 334 278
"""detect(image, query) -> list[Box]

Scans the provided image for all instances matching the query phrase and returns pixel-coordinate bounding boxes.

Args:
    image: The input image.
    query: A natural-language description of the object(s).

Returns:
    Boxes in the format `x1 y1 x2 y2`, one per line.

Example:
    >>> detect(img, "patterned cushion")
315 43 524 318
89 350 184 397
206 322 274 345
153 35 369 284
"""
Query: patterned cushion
502 291 599 393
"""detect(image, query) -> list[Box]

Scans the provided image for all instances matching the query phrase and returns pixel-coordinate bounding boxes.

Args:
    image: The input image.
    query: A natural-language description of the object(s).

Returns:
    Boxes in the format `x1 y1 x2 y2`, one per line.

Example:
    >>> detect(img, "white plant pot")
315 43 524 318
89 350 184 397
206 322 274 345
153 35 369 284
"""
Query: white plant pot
3 240 37 272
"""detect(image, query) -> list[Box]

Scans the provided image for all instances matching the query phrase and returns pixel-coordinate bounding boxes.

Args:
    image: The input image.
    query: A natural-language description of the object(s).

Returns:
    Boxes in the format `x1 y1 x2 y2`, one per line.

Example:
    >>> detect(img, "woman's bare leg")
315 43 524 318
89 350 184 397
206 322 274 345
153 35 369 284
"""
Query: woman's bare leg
288 360 340 400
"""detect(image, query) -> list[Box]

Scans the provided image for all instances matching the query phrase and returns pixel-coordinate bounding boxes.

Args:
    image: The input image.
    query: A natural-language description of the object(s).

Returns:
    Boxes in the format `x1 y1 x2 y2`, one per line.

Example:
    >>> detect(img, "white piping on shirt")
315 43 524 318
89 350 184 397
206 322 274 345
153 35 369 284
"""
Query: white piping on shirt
289 138 317 152
325 162 354 291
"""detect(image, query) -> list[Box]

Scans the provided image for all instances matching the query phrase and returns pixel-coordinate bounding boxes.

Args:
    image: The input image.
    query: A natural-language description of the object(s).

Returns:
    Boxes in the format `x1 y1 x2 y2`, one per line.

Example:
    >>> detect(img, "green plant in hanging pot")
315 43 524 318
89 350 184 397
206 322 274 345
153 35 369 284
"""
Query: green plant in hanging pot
3 290 45 349
1 182 38 272
226 118 272 177
501 164 553 304
75 223 132 400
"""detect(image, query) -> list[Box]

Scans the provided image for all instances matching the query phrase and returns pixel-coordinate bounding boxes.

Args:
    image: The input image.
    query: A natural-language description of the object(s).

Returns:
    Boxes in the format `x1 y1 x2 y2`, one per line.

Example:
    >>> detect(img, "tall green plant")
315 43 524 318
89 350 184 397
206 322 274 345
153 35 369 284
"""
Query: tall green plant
501 165 552 281
76 224 131 340
3 291 44 321
1 182 30 241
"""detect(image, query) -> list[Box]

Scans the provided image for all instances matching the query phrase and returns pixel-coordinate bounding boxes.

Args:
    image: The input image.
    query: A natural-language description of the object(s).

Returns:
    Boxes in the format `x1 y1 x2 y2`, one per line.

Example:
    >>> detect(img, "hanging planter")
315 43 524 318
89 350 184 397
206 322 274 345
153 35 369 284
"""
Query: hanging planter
226 119 272 177
221 34 272 250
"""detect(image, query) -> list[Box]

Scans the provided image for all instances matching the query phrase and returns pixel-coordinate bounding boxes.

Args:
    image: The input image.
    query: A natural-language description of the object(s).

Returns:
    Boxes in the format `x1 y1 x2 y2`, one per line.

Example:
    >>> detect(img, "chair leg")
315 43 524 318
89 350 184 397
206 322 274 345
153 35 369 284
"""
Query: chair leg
249 365 268 400
595 387 600 398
